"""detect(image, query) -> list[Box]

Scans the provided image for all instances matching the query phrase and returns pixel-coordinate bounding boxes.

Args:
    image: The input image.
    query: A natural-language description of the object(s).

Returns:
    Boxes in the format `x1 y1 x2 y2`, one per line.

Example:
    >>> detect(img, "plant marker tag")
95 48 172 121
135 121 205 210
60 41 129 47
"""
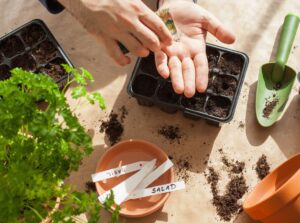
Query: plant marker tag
98 159 156 205
91 161 148 182
126 159 173 200
128 181 186 200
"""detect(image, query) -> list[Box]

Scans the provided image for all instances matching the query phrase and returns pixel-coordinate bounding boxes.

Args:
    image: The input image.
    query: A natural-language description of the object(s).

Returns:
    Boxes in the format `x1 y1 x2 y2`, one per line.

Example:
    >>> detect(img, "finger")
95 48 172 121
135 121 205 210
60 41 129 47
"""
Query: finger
182 57 196 98
155 51 169 78
139 8 173 46
118 33 149 57
130 23 161 52
169 56 184 94
203 11 236 44
194 53 209 93
101 35 130 66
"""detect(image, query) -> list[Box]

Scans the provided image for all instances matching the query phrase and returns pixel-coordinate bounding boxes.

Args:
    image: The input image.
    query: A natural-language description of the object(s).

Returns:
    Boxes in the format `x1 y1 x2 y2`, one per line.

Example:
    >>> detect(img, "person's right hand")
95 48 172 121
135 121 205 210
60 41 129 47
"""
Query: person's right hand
59 0 172 65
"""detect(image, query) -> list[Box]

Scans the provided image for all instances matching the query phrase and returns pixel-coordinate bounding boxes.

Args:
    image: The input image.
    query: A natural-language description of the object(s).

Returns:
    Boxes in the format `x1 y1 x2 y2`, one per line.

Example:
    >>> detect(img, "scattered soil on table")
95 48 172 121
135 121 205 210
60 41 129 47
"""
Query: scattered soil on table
11 53 36 71
132 74 157 97
157 82 180 103
182 93 206 112
32 40 57 64
212 75 237 96
39 58 66 81
0 65 11 80
176 158 192 182
85 181 96 193
206 96 231 118
158 125 181 144
0 36 24 58
238 121 245 129
140 54 159 77
263 97 279 118
222 156 245 174
21 24 45 46
205 152 248 221
218 54 243 75
100 106 128 145
255 154 270 180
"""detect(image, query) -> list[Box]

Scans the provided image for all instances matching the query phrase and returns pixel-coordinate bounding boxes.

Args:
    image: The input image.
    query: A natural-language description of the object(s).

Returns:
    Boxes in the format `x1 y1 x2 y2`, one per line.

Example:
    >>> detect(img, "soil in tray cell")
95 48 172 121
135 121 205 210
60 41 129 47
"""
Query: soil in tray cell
0 53 3 63
140 54 160 77
181 93 206 112
206 96 231 118
132 74 157 97
12 53 37 71
0 36 25 58
157 81 180 103
207 47 219 70
218 53 243 75
21 24 46 46
39 58 67 81
32 40 57 64
212 75 237 97
0 65 11 80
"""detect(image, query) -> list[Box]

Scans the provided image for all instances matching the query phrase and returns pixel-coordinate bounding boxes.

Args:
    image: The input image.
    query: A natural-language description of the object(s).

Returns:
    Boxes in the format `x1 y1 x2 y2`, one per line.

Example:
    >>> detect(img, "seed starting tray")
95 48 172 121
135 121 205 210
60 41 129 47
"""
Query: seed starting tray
127 43 249 126
0 19 73 88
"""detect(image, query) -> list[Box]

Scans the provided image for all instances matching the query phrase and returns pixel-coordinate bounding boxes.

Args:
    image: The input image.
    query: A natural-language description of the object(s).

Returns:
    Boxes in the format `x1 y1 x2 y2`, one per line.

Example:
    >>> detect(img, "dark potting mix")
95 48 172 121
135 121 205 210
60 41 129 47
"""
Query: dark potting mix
263 95 279 118
0 20 72 87
255 154 270 180
100 106 128 145
157 125 182 144
205 151 248 222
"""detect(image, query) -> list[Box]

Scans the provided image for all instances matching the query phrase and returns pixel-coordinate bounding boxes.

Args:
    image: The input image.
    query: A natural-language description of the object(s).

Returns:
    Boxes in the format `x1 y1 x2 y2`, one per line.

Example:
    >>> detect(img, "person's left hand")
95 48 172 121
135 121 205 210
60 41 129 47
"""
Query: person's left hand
155 1 236 98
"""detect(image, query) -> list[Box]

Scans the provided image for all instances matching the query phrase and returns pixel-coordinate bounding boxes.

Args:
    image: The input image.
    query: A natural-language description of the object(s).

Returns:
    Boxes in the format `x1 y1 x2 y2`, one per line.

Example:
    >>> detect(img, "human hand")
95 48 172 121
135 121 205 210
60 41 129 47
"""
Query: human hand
58 0 172 65
155 1 236 97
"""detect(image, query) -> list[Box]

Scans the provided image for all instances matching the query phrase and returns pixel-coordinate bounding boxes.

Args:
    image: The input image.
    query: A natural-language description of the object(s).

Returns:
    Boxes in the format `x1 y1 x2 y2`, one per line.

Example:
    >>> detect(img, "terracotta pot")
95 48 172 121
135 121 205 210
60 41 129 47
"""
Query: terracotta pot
243 153 300 223
95 139 174 218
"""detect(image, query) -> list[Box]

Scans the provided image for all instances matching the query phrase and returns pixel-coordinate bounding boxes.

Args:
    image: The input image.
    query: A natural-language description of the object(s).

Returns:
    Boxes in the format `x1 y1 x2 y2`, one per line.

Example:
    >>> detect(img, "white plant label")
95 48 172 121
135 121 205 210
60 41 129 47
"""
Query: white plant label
98 159 156 205
128 181 186 200
91 161 148 182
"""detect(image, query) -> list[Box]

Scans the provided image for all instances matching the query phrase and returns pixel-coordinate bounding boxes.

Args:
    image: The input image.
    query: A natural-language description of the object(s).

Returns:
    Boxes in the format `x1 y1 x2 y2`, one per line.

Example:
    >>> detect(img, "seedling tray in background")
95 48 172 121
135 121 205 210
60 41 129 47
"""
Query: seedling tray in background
127 44 249 126
0 19 73 88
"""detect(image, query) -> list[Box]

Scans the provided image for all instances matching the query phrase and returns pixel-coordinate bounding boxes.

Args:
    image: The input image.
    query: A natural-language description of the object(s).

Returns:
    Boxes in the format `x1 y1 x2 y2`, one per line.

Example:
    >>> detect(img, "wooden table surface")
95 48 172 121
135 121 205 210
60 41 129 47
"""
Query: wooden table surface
1 0 300 222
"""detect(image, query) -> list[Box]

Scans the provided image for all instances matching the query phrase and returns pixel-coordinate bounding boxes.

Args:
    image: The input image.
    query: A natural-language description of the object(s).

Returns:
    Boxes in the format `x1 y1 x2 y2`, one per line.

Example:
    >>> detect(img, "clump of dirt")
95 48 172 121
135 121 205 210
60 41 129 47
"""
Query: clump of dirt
263 97 279 118
100 106 128 145
221 157 245 174
158 125 181 144
85 181 96 193
255 154 270 180
39 59 67 81
176 158 192 182
205 154 248 221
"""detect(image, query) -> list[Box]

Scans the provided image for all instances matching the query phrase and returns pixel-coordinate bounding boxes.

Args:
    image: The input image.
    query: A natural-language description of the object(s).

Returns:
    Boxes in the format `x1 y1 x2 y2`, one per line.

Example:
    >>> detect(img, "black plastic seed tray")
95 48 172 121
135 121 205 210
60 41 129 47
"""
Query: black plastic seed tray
0 19 73 88
127 43 249 126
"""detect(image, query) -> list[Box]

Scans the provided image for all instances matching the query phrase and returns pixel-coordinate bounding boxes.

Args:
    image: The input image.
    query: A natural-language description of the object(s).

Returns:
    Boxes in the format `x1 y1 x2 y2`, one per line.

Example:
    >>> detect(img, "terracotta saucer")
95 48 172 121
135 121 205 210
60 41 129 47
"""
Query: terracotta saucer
95 139 174 218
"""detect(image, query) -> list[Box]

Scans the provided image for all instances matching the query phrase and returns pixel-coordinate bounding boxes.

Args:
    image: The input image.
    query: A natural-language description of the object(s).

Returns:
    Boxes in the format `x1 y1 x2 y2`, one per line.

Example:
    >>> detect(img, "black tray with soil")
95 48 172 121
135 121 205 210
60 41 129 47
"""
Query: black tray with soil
127 44 249 125
0 19 73 88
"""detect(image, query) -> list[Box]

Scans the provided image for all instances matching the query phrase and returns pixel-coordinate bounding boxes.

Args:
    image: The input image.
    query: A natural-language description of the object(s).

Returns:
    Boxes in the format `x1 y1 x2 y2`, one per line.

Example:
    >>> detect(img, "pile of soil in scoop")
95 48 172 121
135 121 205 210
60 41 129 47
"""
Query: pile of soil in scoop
100 106 128 145
158 125 182 144
255 154 270 180
263 97 279 118
205 155 248 221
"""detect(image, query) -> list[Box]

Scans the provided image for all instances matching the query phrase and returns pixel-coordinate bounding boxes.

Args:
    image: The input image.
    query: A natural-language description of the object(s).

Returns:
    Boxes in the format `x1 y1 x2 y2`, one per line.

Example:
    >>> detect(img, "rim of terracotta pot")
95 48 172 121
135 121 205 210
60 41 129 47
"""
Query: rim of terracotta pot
95 139 174 218
243 153 300 220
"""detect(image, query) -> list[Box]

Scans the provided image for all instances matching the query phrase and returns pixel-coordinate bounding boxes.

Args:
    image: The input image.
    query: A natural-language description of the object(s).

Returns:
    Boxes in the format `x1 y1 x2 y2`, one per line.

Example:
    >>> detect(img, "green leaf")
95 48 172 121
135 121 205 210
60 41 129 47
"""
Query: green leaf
71 86 87 99
90 92 106 110
80 67 94 81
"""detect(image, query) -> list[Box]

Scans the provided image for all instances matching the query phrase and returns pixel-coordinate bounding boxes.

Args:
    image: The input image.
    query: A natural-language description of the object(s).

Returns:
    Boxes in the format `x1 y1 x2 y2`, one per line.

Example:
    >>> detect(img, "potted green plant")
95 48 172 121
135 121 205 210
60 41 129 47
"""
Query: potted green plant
0 65 119 223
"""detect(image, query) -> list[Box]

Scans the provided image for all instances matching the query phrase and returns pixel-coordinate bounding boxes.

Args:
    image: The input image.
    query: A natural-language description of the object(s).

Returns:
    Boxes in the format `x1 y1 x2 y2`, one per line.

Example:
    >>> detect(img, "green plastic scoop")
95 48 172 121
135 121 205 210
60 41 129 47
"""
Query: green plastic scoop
256 13 300 127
